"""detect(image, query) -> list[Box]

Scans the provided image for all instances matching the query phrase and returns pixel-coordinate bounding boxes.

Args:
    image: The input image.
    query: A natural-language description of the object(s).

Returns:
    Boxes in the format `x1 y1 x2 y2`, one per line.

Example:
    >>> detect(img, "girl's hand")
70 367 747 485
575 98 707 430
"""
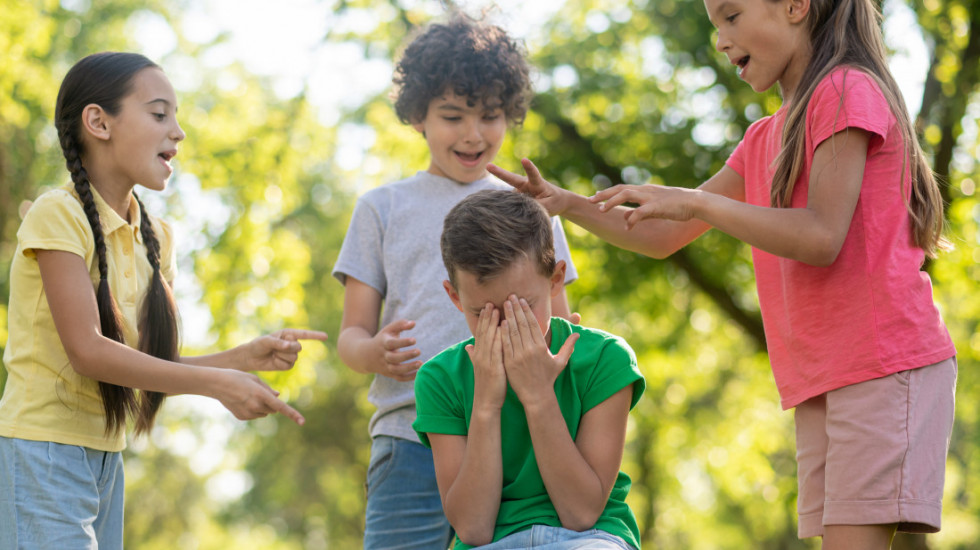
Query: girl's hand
590 183 702 229
214 369 306 425
243 328 328 372
465 304 507 412
373 319 424 382
487 159 570 216
500 295 578 407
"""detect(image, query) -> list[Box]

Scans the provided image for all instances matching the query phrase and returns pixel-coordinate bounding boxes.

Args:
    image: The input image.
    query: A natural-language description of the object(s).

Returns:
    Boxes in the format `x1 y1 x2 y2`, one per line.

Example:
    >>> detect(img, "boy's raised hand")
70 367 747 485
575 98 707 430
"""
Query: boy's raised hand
375 319 424 382
487 159 568 217
465 304 507 411
243 328 329 372
499 295 578 407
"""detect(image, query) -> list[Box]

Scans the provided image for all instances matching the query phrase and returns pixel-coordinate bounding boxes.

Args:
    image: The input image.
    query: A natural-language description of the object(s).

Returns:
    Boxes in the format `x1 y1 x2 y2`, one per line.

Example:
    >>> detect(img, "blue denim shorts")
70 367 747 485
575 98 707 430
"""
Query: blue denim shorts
474 525 636 549
0 436 125 550
363 435 452 550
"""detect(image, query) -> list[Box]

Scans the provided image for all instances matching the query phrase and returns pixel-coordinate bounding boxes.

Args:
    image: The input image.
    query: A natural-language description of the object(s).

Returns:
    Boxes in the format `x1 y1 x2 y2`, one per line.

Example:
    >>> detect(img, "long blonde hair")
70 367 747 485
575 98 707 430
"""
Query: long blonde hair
771 0 947 256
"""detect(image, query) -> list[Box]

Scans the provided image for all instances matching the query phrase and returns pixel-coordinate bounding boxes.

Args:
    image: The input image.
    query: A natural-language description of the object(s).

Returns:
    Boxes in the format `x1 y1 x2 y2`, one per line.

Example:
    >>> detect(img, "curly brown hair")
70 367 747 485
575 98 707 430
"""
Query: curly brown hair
393 14 531 125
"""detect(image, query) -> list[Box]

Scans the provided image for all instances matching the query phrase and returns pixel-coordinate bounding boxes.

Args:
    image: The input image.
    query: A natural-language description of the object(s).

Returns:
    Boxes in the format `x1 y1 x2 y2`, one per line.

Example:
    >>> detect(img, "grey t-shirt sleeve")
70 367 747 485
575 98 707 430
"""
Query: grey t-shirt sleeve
551 216 578 285
332 194 387 295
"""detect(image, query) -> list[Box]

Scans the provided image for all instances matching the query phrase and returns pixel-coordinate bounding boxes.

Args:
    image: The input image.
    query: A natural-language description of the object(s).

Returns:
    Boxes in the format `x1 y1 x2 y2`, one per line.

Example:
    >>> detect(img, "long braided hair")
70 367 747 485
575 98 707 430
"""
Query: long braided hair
769 0 947 256
54 52 180 436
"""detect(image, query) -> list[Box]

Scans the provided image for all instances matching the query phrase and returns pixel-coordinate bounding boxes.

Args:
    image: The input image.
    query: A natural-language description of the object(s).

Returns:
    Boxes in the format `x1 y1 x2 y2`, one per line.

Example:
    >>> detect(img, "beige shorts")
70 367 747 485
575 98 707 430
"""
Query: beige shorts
794 357 957 538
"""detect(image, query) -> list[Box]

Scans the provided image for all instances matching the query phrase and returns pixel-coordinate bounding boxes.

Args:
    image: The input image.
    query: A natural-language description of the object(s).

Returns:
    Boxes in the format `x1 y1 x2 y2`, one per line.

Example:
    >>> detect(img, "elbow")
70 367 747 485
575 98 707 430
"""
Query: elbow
455 525 495 547
64 337 104 378
558 506 603 533
797 230 845 267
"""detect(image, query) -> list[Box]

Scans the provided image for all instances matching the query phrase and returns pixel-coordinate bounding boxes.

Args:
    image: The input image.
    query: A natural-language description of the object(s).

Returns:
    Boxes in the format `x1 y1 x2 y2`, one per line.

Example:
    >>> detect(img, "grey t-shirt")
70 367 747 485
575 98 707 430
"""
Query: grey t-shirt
332 171 578 442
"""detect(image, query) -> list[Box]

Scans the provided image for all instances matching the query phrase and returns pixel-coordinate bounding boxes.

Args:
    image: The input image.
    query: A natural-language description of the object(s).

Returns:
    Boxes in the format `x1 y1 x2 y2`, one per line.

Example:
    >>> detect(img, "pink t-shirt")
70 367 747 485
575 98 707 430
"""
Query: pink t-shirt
727 67 954 409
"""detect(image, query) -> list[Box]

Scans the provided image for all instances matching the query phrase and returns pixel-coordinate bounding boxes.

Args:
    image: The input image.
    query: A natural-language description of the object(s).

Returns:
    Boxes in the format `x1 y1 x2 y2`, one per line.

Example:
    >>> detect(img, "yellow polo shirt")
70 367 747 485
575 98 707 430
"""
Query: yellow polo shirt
0 184 176 451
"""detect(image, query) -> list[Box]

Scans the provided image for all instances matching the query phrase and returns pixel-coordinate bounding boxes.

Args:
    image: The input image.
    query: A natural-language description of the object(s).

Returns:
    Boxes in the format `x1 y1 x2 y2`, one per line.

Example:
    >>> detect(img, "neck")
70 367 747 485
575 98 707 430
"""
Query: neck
80 154 135 221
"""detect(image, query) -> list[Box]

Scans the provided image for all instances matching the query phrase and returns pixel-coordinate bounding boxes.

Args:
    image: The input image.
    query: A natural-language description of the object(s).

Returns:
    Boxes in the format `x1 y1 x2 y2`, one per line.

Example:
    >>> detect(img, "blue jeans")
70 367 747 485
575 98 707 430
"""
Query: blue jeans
364 435 453 550
474 525 636 549
0 436 125 550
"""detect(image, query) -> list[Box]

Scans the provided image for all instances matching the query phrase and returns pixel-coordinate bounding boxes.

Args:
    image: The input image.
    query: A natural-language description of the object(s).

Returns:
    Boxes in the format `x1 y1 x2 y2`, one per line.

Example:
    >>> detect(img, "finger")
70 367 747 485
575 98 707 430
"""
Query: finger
384 336 418 351
554 332 580 368
273 352 298 368
569 312 582 325
385 349 422 365
502 299 523 350
491 330 503 369
589 184 625 204
520 158 545 185
277 329 329 342
500 319 515 362
268 396 305 425
596 187 636 212
383 319 416 337
517 297 543 345
486 163 526 187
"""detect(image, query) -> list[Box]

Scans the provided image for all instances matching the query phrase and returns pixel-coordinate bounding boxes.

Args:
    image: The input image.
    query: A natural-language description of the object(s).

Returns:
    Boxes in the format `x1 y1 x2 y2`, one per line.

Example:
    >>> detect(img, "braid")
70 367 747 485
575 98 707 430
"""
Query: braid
60 131 138 436
132 193 179 435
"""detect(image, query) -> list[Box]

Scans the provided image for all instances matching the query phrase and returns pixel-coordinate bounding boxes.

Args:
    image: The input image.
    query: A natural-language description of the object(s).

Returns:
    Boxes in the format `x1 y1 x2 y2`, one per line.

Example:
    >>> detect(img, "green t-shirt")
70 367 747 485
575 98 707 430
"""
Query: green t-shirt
413 317 645 550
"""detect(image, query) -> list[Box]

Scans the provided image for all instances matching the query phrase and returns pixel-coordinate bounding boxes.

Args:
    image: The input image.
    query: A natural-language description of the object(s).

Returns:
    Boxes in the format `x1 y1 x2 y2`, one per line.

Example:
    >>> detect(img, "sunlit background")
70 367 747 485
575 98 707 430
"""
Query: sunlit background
2 0 978 548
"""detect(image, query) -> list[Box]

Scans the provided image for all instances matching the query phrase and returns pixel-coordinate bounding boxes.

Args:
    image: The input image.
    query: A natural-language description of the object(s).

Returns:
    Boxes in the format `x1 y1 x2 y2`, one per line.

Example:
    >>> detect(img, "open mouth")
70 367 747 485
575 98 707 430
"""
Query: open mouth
736 56 750 76
454 150 483 164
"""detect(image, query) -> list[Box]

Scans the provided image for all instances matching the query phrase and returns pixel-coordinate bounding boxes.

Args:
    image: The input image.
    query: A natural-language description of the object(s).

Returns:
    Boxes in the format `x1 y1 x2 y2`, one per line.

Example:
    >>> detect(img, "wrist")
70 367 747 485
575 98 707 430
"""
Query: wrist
518 391 559 417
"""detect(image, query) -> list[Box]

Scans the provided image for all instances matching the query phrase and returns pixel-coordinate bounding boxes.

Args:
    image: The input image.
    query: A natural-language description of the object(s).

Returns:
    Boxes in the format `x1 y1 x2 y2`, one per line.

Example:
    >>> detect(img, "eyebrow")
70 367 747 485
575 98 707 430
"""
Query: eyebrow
145 98 178 111
708 0 733 21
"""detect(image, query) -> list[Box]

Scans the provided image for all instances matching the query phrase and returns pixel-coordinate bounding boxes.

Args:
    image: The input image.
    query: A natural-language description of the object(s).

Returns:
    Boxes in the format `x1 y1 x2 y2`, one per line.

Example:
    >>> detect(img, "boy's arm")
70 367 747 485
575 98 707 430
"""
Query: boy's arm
526 385 632 530
500 295 628 529
336 277 422 381
426 305 506 546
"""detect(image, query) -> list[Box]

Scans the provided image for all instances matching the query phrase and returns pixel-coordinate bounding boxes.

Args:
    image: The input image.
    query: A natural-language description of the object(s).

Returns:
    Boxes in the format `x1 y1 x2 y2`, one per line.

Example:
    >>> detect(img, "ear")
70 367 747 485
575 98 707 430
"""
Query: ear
81 103 112 142
549 260 567 298
787 0 810 23
443 280 464 313
412 119 426 135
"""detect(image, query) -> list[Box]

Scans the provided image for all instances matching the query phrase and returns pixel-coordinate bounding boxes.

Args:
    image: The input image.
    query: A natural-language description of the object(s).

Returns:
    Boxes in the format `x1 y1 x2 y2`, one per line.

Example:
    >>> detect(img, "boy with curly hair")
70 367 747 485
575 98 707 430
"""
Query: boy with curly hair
413 190 644 550
332 15 578 549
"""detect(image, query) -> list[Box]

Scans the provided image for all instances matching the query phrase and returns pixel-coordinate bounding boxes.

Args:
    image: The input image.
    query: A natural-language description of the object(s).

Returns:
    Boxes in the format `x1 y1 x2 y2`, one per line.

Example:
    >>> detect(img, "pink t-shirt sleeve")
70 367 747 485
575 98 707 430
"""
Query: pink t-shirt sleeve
808 70 890 154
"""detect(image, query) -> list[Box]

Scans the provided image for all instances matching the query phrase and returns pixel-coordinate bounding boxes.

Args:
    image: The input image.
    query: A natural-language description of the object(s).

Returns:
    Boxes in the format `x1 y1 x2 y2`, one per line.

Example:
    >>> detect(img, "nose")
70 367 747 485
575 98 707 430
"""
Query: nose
714 29 730 53
172 119 186 142
461 117 481 144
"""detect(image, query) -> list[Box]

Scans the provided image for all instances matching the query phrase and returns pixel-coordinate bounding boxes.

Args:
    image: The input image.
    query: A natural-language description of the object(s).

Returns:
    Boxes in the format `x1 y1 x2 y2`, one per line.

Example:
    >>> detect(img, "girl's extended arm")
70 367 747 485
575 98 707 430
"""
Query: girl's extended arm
489 159 732 258
490 128 869 266
336 277 422 381
427 305 506 546
38 249 315 424
590 129 870 266
181 328 327 372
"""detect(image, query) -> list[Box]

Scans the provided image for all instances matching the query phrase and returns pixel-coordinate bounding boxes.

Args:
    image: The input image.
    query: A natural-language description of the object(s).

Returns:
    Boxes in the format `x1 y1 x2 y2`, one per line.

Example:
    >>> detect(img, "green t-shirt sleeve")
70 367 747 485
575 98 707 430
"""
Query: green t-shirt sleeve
582 334 645 413
412 349 469 448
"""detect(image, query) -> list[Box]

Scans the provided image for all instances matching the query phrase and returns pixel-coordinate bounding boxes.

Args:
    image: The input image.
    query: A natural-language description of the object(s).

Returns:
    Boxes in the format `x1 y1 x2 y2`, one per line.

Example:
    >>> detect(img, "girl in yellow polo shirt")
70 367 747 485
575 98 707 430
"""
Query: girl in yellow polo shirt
0 52 327 548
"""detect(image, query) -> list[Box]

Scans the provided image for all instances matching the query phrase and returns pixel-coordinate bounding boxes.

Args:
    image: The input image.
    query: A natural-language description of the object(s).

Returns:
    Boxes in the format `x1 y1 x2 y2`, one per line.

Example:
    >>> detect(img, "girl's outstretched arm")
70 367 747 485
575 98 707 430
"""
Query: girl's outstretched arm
593 129 871 266
182 328 328 372
489 159 738 259
38 249 307 424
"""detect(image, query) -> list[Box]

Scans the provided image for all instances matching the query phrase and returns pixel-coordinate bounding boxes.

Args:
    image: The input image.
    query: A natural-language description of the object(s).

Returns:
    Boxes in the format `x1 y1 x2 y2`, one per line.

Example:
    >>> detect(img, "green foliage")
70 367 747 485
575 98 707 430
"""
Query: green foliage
1 1 979 549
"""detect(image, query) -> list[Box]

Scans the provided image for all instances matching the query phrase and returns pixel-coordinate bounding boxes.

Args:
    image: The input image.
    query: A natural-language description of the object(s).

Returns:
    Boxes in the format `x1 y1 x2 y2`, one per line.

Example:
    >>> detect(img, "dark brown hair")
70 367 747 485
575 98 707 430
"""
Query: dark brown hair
393 14 531 125
770 0 947 256
441 190 556 289
54 52 180 437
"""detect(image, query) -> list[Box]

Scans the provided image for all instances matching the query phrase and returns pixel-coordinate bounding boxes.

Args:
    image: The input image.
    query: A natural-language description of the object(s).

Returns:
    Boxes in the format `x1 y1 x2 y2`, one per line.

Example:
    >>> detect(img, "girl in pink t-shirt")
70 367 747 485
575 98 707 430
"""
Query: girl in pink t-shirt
489 0 956 547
